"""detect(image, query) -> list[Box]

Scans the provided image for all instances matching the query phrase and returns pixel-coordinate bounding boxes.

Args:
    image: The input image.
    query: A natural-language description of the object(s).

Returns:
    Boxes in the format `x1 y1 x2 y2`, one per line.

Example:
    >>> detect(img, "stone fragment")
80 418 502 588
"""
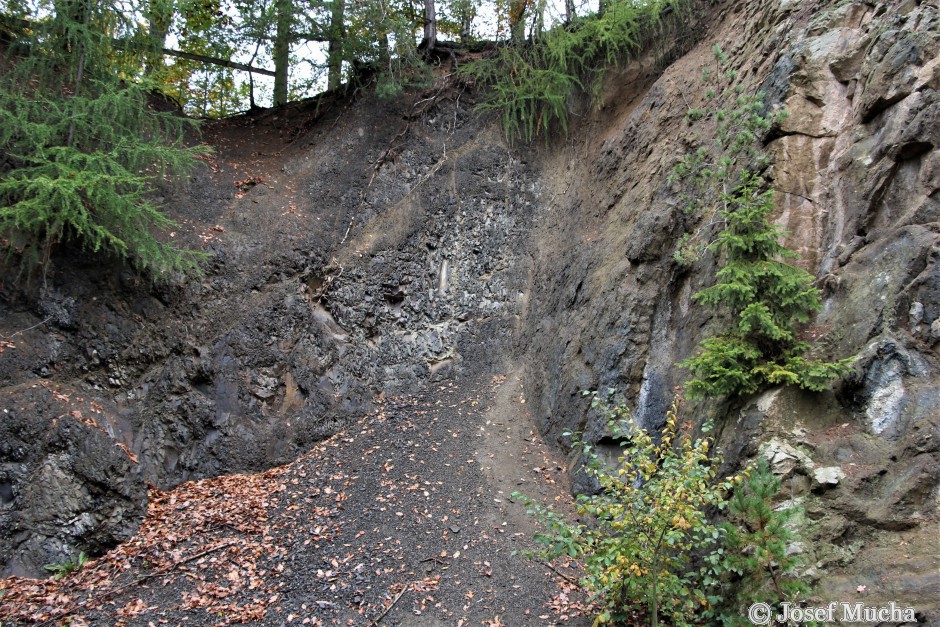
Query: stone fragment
813 466 845 487
251 372 279 400
760 439 813 477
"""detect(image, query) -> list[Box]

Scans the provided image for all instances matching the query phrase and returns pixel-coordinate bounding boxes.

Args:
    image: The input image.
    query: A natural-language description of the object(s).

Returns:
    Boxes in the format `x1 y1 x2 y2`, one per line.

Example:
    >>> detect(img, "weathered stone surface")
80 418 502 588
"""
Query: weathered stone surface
813 466 846 487
1 88 537 576
518 0 940 618
0 385 145 578
856 11 940 122
0 0 937 619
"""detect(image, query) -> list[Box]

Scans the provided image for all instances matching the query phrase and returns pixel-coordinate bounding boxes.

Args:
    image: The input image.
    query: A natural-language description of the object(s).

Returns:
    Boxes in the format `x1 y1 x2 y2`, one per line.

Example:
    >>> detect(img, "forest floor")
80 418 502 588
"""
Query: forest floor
0 369 600 626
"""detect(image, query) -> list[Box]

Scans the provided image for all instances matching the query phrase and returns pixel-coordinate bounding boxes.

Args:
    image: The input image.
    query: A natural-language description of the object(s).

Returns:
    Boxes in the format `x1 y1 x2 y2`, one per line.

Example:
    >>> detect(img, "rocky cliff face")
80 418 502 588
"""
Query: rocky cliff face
1 0 937 618
0 86 537 577
521 0 939 616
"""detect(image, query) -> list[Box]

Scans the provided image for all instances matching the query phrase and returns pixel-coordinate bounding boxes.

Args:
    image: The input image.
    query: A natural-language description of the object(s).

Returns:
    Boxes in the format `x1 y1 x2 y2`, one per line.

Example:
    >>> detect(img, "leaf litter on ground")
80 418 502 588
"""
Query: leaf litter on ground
1 375 591 626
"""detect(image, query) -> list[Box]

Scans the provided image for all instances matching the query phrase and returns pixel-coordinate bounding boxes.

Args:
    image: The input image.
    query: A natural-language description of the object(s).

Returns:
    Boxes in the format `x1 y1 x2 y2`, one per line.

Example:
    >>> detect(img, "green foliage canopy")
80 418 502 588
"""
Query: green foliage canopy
0 0 208 278
459 0 691 142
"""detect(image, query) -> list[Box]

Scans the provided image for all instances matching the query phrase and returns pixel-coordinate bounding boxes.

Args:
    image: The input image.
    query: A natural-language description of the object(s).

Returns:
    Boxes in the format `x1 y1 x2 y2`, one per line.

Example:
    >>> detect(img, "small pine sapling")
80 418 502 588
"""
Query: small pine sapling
669 45 786 266
706 459 809 625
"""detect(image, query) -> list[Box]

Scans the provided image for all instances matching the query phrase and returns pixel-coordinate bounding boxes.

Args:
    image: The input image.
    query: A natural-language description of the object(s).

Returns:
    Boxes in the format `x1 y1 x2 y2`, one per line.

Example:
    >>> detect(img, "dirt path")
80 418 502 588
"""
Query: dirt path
475 369 580 531
0 371 590 626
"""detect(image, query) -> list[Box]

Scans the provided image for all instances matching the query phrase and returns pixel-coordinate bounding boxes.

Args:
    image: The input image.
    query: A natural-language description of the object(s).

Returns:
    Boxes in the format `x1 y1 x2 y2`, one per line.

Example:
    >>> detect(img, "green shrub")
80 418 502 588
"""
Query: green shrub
514 393 814 625
44 551 89 581
459 0 691 143
515 394 742 625
458 44 580 142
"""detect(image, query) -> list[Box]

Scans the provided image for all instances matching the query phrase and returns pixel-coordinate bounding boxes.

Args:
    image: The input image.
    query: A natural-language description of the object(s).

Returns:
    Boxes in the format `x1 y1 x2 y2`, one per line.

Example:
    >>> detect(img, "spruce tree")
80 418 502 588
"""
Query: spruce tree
681 175 851 397
0 0 207 279
673 50 851 398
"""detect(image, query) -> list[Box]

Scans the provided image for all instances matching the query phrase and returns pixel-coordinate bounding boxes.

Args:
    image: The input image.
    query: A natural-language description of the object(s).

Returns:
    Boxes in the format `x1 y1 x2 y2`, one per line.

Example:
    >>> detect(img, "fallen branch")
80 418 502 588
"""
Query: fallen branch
160 47 276 76
367 582 410 626
338 76 457 247
540 559 580 586
418 556 447 565
0 315 53 340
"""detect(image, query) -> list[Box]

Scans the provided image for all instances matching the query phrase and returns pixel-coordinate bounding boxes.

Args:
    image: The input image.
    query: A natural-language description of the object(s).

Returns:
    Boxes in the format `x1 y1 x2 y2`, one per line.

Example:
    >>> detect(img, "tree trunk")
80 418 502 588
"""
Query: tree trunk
272 0 291 107
459 13 473 43
531 0 547 39
422 0 437 51
508 0 527 44
145 0 173 75
378 32 389 65
377 0 390 64
326 0 345 90
649 552 660 627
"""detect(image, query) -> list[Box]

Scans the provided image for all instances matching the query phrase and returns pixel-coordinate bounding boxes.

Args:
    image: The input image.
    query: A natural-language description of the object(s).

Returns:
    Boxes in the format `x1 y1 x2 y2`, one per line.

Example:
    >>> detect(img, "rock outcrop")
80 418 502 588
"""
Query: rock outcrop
0 384 145 578
520 0 939 617
0 90 536 576
1 0 937 617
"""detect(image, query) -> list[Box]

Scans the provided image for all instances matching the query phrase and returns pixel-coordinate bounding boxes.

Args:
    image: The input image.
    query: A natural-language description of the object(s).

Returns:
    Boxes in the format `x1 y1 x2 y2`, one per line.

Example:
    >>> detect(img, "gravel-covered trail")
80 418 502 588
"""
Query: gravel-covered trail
0 370 591 626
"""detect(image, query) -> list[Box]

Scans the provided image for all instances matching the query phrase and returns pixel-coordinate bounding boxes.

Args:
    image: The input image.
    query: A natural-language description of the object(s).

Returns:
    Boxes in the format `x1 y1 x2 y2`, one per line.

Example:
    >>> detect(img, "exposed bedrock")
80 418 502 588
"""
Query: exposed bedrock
0 94 536 577
1 0 937 616
519 0 938 617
